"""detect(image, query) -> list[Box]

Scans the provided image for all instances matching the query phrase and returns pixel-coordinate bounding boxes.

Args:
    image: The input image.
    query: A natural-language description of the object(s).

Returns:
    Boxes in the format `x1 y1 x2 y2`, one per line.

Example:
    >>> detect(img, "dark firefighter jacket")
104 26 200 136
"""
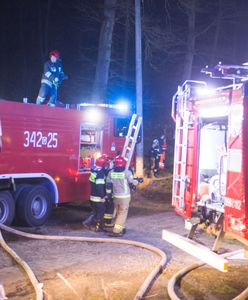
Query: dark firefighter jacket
150 145 162 160
89 167 106 202
41 60 65 88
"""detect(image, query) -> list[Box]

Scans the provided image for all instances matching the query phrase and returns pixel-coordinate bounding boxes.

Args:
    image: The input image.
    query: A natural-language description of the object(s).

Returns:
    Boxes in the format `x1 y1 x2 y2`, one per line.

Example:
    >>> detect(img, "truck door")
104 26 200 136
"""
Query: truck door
224 87 247 240
79 125 103 171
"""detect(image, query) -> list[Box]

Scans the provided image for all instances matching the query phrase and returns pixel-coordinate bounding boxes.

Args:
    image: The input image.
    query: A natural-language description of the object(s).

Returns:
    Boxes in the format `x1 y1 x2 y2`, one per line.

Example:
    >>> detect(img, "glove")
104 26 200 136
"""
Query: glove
129 183 136 191
134 177 144 183
53 77 59 87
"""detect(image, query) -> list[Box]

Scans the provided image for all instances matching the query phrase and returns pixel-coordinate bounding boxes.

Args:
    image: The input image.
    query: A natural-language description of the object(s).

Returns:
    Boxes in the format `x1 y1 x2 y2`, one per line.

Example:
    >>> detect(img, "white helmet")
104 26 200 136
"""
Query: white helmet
152 139 159 146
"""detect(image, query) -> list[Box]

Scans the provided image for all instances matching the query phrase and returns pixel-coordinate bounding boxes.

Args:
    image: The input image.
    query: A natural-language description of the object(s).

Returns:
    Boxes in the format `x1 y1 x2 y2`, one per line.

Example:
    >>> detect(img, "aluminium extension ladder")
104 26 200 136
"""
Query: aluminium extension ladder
121 114 142 171
172 111 192 209
172 83 195 210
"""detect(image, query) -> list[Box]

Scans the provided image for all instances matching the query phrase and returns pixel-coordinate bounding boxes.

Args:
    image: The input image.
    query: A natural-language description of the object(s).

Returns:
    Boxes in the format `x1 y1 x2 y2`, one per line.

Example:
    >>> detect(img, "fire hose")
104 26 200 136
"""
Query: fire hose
167 251 248 300
0 223 167 300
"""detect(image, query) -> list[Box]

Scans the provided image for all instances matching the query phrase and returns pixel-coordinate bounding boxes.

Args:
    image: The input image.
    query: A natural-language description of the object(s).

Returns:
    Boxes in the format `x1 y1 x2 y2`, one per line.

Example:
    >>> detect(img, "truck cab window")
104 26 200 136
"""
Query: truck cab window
114 118 130 137
79 125 103 171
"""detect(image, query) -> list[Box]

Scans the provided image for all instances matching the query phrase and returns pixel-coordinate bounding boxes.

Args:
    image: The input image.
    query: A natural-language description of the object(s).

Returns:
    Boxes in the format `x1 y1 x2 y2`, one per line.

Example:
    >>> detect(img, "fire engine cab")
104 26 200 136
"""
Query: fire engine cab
169 63 248 259
0 101 132 227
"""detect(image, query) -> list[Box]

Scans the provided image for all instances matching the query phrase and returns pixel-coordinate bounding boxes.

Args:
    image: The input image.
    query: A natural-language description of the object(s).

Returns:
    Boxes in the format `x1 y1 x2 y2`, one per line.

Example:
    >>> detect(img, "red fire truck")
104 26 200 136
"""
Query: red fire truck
170 63 248 253
0 101 132 226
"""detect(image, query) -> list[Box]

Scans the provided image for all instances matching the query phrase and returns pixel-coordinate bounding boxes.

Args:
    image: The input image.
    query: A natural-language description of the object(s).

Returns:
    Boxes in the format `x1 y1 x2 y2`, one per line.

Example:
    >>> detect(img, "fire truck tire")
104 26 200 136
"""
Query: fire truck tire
13 184 31 201
16 185 52 227
0 191 15 225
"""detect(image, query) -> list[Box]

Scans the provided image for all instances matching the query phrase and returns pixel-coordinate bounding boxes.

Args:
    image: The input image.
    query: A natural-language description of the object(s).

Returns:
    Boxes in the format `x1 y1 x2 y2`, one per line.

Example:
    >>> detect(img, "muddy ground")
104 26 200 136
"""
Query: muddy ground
0 174 248 300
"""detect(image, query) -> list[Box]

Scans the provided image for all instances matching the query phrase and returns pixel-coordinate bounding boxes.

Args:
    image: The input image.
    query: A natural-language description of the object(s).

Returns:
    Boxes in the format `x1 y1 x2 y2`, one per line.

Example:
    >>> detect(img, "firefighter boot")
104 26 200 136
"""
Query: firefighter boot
102 224 114 232
102 216 114 232
91 222 105 232
108 231 123 237
82 213 94 230
108 228 126 237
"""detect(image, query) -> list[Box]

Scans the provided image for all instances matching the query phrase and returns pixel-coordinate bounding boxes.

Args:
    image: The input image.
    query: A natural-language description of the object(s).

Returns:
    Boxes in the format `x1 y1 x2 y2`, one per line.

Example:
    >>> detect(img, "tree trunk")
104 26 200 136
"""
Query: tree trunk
0 3 7 97
210 0 222 66
44 0 52 55
182 0 196 81
91 0 117 103
37 0 44 63
122 0 130 92
19 3 28 97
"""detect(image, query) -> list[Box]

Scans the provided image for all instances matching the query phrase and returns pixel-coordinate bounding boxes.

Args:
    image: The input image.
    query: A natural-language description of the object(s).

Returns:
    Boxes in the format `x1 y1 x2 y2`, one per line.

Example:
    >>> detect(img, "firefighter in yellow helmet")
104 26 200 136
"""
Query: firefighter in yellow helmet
106 156 139 237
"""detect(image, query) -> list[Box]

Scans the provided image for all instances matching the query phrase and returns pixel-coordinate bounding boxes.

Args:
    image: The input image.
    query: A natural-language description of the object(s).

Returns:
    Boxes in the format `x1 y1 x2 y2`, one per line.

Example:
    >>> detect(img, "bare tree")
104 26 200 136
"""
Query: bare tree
121 0 131 91
179 0 197 81
37 0 52 63
91 0 117 103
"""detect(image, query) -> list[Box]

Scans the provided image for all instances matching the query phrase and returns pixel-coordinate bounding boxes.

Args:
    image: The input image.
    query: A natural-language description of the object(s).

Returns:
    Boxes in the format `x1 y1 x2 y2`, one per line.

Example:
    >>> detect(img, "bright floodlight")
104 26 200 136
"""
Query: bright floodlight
115 99 129 112
85 108 103 123
196 87 215 97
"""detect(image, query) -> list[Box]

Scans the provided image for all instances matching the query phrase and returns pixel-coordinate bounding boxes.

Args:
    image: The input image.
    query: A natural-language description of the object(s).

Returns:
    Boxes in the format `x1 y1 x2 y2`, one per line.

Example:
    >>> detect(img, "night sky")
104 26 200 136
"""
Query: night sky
1 0 248 158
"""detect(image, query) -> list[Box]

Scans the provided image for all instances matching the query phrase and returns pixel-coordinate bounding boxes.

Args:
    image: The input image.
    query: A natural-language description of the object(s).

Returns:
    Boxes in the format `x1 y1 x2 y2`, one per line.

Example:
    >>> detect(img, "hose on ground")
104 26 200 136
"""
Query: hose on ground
0 223 167 300
0 230 43 300
167 262 203 300
167 251 248 300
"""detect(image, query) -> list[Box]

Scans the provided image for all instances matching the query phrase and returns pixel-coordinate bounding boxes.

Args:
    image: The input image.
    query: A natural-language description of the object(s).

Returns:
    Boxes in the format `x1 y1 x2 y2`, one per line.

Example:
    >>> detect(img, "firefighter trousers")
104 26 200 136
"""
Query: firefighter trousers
90 200 105 225
103 198 114 227
112 196 131 233
37 83 58 106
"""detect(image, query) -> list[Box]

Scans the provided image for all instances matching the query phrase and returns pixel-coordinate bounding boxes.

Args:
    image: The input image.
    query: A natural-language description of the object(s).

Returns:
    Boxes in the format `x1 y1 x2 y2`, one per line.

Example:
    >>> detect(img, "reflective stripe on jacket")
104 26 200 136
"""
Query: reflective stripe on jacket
90 195 105 202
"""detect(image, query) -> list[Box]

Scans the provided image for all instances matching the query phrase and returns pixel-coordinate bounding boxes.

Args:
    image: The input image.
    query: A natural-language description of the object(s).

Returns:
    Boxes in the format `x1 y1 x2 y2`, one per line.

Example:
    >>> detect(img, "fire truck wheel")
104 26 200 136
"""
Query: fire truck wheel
16 185 52 227
0 191 15 225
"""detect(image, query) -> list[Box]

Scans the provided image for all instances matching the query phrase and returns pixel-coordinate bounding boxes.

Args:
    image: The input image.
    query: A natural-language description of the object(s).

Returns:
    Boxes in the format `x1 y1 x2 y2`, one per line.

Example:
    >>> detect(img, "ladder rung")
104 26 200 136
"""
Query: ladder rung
133 126 137 130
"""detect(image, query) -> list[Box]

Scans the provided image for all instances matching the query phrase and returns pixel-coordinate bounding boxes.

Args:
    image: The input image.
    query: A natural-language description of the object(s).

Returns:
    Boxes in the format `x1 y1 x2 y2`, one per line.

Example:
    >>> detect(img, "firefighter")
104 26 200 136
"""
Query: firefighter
102 155 115 230
149 139 162 177
158 135 167 169
83 155 107 232
36 50 68 106
106 156 139 237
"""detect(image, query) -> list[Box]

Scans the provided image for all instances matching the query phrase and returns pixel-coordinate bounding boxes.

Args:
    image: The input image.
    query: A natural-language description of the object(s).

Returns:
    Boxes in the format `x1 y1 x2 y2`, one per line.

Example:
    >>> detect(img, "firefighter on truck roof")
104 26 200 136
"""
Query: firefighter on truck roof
106 156 139 237
82 155 108 232
36 50 68 106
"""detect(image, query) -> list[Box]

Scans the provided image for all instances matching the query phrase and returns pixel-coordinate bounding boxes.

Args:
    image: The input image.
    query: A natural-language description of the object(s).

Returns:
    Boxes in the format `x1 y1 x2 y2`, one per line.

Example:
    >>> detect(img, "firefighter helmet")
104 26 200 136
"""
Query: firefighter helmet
49 50 60 59
101 154 111 168
95 156 106 168
114 156 126 168
152 139 159 147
